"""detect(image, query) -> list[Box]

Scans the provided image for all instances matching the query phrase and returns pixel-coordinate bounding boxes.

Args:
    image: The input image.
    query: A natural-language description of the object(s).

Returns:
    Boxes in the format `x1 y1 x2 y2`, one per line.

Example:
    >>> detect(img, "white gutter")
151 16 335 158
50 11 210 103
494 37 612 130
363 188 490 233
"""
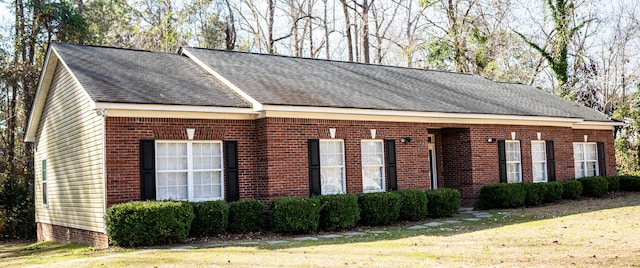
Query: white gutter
260 104 585 123
94 102 259 114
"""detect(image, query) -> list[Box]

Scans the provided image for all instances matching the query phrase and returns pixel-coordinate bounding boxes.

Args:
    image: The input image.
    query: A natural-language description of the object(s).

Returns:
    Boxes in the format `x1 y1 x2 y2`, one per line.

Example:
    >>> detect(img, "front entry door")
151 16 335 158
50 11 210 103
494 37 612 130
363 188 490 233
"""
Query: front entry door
428 134 437 190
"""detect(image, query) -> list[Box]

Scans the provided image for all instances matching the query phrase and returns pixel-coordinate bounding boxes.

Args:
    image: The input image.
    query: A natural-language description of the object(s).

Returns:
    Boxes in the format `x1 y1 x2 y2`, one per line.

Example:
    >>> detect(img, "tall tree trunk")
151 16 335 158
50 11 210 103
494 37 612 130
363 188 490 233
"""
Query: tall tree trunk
268 0 275 54
308 1 314 57
339 0 353 61
224 0 236 50
323 0 330 59
446 0 465 73
361 0 372 63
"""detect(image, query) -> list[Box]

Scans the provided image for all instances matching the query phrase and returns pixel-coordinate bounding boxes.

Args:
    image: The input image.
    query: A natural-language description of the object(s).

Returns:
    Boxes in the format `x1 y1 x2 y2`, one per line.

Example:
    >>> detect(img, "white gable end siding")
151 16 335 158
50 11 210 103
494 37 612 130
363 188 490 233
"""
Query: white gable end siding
34 62 105 233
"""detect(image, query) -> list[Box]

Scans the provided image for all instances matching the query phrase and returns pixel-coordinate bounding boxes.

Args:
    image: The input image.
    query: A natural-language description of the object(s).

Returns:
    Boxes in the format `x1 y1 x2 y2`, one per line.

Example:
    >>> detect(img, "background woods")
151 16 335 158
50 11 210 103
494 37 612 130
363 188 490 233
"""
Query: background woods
0 0 639 238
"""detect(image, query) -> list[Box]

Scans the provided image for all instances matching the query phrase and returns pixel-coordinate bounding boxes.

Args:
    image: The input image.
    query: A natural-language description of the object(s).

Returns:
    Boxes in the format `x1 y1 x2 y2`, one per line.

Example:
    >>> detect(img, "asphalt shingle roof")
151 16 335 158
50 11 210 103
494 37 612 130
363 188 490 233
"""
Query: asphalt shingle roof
52 43 250 108
51 43 611 122
182 47 611 122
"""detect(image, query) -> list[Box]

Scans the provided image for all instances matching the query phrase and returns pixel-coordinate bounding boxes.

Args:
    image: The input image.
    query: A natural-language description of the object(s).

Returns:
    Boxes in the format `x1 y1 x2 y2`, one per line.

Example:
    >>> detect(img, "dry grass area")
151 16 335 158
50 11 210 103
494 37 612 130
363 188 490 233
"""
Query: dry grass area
3 192 640 267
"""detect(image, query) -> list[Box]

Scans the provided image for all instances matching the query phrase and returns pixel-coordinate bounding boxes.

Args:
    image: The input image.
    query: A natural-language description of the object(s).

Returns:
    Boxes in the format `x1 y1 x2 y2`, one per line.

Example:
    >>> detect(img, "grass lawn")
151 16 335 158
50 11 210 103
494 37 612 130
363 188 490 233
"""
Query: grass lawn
3 192 640 267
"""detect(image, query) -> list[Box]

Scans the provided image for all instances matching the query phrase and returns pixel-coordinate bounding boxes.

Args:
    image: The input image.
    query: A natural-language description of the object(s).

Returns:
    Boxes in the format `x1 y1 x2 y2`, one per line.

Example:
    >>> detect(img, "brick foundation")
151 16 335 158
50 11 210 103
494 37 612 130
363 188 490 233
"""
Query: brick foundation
37 222 109 248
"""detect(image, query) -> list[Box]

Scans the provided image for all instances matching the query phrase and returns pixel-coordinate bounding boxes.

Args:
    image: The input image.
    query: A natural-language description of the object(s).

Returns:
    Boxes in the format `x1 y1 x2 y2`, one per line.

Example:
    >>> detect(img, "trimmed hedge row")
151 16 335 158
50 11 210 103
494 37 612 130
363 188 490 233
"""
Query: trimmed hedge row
619 176 640 191
523 183 545 206
479 183 525 209
358 192 401 226
190 201 228 237
397 189 429 221
105 201 194 247
105 176 640 246
480 175 640 209
318 194 360 231
542 182 563 202
269 197 321 234
426 188 461 217
106 188 463 245
228 199 265 233
562 180 583 199
577 177 608 197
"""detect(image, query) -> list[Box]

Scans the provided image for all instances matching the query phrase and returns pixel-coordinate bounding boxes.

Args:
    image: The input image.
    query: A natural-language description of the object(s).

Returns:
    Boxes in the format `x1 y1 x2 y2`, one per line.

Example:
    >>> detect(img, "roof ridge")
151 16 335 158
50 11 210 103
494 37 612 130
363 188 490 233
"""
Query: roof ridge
183 46 477 77
52 42 178 55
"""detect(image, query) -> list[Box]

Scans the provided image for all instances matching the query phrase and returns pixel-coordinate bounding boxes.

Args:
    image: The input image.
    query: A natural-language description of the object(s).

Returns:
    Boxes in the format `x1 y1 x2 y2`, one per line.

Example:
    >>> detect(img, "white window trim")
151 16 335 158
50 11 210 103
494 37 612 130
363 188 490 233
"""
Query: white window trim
531 141 547 183
361 139 385 193
155 140 224 202
573 142 599 178
320 139 346 195
506 140 522 183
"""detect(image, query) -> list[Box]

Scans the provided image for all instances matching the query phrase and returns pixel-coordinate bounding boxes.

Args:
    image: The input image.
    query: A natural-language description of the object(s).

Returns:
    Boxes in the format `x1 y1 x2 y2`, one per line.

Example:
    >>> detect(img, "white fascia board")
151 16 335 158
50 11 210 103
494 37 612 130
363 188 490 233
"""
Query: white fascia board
572 121 623 130
25 49 56 142
180 49 264 111
94 102 259 114
260 105 584 124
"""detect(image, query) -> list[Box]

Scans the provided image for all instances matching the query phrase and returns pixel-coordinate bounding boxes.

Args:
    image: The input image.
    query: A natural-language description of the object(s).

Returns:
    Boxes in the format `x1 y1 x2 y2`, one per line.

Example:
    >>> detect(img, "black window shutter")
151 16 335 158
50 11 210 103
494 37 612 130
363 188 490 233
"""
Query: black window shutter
546 140 556 181
308 139 321 196
597 142 606 176
140 140 156 200
224 141 240 202
498 140 507 183
385 139 397 191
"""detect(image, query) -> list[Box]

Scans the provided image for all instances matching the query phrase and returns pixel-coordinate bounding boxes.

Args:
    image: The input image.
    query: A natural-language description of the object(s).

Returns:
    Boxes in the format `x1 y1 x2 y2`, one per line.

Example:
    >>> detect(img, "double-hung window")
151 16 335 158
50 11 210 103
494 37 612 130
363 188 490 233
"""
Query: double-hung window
506 140 522 183
155 141 223 201
574 142 598 178
320 140 346 195
361 140 385 193
531 141 547 183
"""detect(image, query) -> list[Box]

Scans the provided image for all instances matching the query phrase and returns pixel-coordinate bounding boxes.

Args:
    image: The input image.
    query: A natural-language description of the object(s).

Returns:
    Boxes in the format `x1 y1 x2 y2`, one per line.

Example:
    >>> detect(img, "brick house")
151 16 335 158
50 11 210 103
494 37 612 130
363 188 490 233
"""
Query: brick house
25 43 621 247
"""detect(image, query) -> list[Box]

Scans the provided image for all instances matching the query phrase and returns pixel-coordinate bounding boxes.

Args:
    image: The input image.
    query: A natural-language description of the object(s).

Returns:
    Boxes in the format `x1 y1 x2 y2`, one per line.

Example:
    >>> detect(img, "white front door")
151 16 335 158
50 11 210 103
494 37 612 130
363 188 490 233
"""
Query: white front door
428 134 438 190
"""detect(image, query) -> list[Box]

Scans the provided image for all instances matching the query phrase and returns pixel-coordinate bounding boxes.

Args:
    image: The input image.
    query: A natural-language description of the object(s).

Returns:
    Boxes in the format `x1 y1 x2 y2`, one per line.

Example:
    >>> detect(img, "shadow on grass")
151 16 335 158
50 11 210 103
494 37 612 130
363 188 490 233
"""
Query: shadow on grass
4 192 639 256
200 191 640 250
0 241 89 259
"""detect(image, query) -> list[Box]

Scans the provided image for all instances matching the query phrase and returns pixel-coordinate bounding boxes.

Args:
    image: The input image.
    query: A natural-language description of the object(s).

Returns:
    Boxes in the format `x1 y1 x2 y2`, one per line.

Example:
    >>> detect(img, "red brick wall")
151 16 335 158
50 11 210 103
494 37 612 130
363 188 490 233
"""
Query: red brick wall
452 126 614 199
258 118 430 199
105 117 434 205
441 128 473 197
37 222 108 248
104 116 616 204
105 117 259 206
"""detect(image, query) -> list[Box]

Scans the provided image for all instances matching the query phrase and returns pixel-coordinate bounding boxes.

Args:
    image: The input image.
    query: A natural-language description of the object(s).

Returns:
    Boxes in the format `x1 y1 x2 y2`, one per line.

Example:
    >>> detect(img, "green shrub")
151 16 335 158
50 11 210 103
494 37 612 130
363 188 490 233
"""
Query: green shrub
318 194 360 231
605 176 620 192
619 176 640 191
523 183 545 206
0 175 35 239
425 188 461 217
396 189 429 221
269 197 321 234
358 192 401 226
479 183 525 209
577 177 609 197
190 201 228 237
105 201 194 247
561 180 583 199
542 182 563 203
228 199 265 234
